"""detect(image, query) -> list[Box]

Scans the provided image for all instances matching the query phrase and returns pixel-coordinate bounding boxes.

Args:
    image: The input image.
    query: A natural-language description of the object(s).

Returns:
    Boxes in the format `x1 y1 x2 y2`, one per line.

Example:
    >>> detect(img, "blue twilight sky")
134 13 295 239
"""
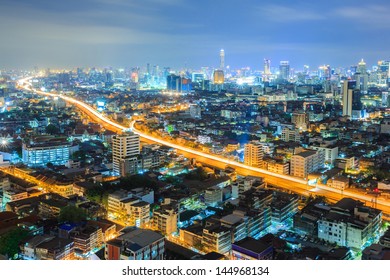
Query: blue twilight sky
1 0 389 70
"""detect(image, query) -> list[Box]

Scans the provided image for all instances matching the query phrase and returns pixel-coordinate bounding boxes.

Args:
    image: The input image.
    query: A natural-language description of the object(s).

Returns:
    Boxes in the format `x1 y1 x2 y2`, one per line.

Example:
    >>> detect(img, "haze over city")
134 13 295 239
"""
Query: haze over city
1 0 390 69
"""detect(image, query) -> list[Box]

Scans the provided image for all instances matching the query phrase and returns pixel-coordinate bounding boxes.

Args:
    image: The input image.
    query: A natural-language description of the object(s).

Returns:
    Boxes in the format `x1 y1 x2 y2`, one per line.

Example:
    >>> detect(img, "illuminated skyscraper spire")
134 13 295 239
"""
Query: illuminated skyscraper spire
220 49 225 69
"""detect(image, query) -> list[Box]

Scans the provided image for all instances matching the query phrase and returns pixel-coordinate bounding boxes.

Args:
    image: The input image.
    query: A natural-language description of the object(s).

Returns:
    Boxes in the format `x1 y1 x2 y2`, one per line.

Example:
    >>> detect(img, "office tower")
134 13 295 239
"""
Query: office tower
112 132 140 176
342 80 357 117
220 49 225 69
244 141 264 167
378 60 390 74
166 74 182 92
264 59 271 75
213 69 224 84
146 63 151 75
357 59 367 74
279 61 290 80
355 59 368 92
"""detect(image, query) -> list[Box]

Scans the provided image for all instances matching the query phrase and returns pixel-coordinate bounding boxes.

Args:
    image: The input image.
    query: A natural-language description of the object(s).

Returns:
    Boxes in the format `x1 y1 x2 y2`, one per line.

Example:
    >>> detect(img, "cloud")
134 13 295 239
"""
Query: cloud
334 5 390 27
256 5 325 22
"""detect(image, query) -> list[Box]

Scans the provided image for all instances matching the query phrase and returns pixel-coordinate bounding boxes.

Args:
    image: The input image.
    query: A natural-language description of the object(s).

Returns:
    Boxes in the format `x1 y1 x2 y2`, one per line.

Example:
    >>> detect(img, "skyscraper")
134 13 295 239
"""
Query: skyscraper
220 49 225 69
357 59 367 74
342 80 357 118
213 70 224 84
279 61 290 80
112 132 140 176
264 59 271 75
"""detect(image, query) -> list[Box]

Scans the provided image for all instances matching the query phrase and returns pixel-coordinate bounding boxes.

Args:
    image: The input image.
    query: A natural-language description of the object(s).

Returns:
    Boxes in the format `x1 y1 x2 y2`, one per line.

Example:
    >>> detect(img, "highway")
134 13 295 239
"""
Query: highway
17 77 390 218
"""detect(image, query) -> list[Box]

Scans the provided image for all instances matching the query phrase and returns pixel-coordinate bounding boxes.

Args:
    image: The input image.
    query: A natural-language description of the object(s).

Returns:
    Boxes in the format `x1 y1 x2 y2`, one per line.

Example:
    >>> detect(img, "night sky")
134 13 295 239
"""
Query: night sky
1 0 389 70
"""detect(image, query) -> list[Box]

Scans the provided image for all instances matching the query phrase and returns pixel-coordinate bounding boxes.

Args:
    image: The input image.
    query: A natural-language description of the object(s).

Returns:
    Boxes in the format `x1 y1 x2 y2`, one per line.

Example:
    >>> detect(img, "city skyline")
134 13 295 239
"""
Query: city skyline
1 0 390 69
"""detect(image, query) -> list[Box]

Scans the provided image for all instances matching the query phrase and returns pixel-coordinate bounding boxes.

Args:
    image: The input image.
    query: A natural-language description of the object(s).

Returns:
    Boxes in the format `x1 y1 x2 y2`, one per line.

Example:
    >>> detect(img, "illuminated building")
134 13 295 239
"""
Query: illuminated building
166 74 181 91
310 144 339 165
21 235 75 260
204 186 223 206
357 58 367 74
166 74 192 92
244 141 264 167
105 227 165 260
112 132 140 176
279 61 290 80
281 127 300 142
213 69 224 84
22 138 78 167
129 201 150 227
152 207 178 235
318 198 382 249
220 49 225 69
202 225 231 254
232 237 273 260
342 80 358 118
264 59 271 75
70 225 103 256
291 112 309 131
290 149 325 179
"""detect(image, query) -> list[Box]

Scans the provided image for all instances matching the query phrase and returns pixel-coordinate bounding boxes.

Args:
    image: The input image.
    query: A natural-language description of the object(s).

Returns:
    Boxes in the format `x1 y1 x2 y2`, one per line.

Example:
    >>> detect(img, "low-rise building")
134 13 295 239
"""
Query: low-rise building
153 207 178 235
232 237 273 260
105 227 165 260
318 198 382 249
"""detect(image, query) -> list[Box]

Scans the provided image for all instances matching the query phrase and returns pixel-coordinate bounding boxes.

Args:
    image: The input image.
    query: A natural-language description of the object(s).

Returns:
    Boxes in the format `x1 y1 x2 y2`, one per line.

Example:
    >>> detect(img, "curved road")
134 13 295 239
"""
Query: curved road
18 77 390 218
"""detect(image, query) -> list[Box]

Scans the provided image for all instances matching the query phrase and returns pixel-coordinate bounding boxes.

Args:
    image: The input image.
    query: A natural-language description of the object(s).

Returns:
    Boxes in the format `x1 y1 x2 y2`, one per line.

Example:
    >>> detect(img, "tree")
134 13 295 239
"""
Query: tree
58 206 87 223
0 228 29 259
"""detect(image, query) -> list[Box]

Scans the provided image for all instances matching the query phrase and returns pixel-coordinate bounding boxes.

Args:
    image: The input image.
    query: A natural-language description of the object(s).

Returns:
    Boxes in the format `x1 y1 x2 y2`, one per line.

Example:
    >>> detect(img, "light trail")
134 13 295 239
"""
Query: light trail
17 77 390 212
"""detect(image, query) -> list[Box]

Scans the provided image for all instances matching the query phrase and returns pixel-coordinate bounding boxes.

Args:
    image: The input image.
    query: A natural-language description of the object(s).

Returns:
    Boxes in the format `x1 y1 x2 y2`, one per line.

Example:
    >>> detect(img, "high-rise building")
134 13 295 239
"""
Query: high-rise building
244 141 264 167
342 80 357 118
213 70 224 84
357 59 367 74
112 132 140 176
264 59 271 75
220 49 225 69
279 61 290 80
290 149 325 179
166 74 181 92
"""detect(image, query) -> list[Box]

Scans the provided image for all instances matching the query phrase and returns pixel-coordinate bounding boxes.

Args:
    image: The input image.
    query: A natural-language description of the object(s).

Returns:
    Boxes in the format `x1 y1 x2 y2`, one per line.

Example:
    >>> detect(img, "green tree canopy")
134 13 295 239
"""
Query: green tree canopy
0 228 29 259
58 205 87 223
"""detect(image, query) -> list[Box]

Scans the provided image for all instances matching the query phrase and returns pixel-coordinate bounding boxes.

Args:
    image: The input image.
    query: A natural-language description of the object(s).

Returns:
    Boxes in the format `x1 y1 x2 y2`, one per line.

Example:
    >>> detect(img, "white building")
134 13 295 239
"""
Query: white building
112 132 140 176
281 127 300 142
22 139 78 167
318 198 382 249
153 207 178 235
290 149 325 179
205 186 223 206
310 144 339 165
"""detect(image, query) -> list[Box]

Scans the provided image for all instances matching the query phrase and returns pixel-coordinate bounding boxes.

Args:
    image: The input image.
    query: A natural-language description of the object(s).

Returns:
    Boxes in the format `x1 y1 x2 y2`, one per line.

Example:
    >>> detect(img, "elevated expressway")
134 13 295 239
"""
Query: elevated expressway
18 78 390 219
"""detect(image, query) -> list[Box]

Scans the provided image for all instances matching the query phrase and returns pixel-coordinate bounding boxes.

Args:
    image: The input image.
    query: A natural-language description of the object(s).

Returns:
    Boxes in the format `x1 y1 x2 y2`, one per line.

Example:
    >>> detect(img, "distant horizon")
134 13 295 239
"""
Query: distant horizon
0 57 386 73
